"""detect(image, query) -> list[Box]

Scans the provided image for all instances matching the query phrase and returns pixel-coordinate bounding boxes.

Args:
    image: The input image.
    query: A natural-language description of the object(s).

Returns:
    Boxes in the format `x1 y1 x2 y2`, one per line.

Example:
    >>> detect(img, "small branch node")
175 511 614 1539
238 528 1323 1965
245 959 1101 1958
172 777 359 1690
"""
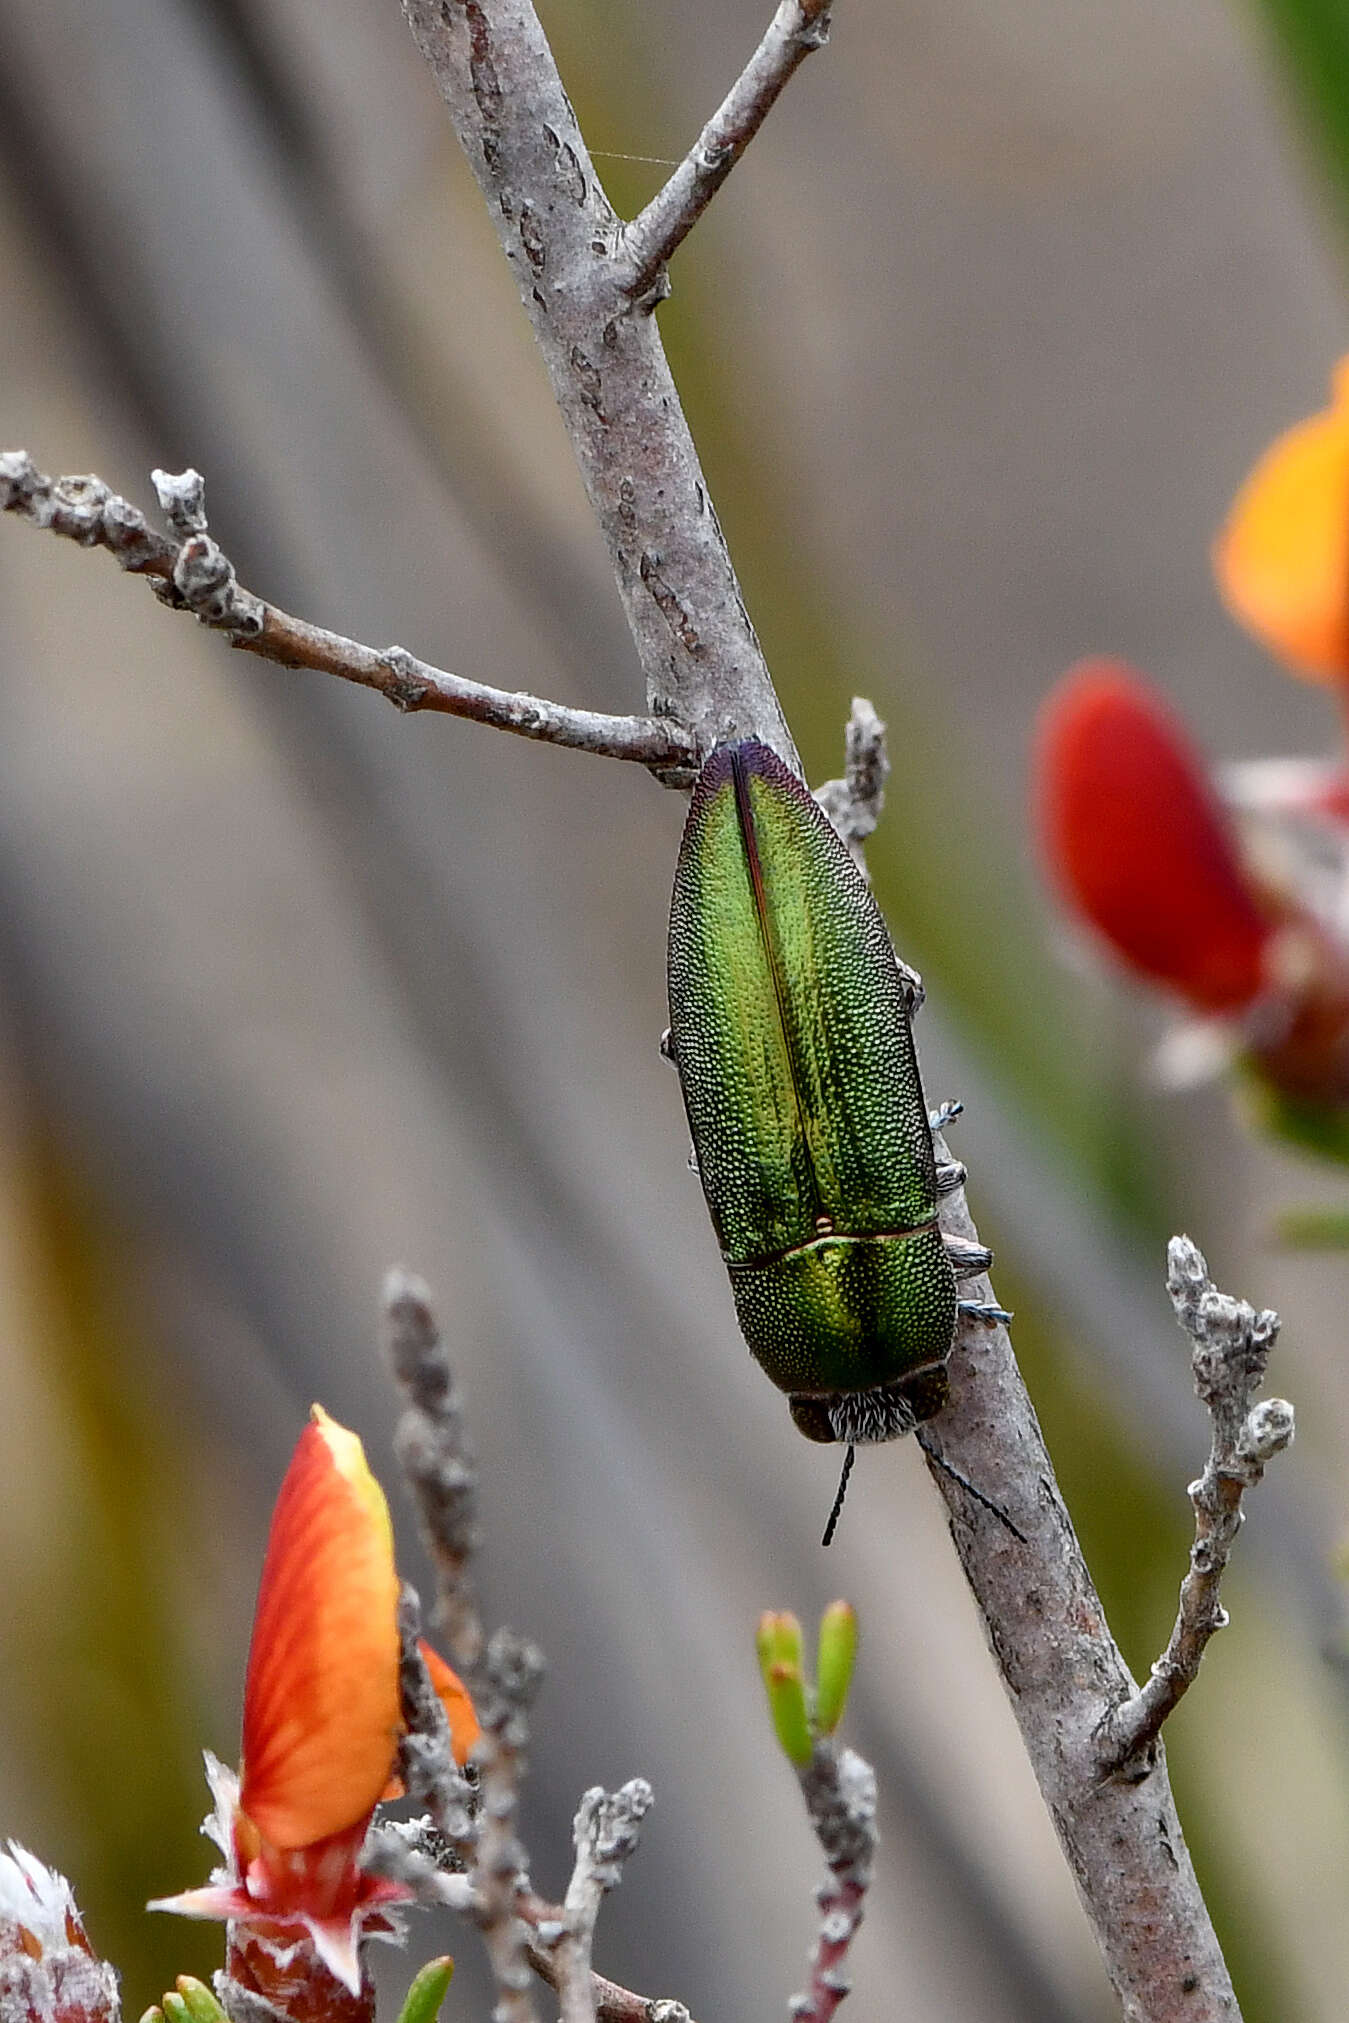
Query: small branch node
381 645 436 712
1239 1396 1295 1467
174 533 266 635
151 465 209 536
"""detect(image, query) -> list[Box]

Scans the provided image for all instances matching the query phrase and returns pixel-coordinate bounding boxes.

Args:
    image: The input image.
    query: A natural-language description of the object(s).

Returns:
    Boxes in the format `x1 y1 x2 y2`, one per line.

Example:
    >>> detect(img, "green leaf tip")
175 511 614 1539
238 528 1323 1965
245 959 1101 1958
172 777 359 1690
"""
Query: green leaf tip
395 1955 456 2023
143 1973 226 2023
756 1610 812 1765
814 1599 859 1734
173 1982 227 2023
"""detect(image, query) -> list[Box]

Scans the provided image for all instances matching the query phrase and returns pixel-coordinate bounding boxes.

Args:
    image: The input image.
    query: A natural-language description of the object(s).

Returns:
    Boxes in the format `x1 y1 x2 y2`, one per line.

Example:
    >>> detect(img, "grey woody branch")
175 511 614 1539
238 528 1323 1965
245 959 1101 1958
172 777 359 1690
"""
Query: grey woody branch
788 1742 877 2023
619 0 833 297
1102 1240 1293 1768
0 453 693 770
400 0 798 776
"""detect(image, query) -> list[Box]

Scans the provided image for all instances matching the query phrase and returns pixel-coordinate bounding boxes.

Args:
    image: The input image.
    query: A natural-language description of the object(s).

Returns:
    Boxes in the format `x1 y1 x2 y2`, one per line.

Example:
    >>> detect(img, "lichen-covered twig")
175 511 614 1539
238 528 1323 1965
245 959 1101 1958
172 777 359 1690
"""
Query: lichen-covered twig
788 1742 877 2023
394 1588 479 1868
383 1268 486 1674
539 1783 657 2023
0 454 693 769
472 1631 546 2023
384 1276 690 2023
519 1927 693 2023
1102 1238 1294 1767
619 0 833 296
814 698 891 868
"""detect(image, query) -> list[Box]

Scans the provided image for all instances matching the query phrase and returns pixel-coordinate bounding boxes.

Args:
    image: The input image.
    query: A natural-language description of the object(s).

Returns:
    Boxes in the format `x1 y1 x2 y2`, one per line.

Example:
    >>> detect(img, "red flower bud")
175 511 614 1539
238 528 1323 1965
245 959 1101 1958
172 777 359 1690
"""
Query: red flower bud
1033 661 1274 1013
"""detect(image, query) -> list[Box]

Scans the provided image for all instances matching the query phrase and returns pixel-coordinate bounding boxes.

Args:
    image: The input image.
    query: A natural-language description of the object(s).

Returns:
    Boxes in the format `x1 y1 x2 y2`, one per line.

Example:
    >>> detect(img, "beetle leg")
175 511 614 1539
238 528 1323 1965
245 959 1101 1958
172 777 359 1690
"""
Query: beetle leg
934 1158 967 1196
687 1146 700 1174
659 1026 677 1064
928 1098 964 1132
958 1298 1013 1325
944 1235 993 1276
895 956 925 1014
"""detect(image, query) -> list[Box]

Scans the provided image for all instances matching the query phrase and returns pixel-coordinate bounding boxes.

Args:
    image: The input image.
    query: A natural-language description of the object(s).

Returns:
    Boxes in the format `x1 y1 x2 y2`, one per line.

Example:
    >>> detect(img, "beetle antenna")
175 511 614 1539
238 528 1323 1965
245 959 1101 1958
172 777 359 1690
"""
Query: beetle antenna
821 1444 856 1548
915 1431 1026 1543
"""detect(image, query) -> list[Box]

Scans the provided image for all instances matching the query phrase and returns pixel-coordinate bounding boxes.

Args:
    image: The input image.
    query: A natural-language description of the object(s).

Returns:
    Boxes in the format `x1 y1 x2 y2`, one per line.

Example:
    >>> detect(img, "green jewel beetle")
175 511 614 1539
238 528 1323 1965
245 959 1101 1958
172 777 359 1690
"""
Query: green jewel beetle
666 738 1001 1449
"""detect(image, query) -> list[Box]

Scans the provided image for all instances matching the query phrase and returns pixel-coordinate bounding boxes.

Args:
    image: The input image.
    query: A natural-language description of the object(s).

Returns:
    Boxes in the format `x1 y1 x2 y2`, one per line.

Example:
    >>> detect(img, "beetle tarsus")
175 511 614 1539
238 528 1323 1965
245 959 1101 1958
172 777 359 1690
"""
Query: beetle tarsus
935 1159 967 1196
944 1236 993 1276
895 957 925 1014
659 1025 677 1064
928 1098 964 1132
958 1298 1013 1325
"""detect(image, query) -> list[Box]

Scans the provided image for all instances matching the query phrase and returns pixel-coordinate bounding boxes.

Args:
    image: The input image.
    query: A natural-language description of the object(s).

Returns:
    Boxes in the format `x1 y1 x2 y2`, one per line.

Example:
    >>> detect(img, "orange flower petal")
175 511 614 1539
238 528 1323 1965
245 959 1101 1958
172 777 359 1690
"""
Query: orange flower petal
1214 359 1349 682
418 1641 481 1767
1034 661 1273 1013
240 1407 402 1850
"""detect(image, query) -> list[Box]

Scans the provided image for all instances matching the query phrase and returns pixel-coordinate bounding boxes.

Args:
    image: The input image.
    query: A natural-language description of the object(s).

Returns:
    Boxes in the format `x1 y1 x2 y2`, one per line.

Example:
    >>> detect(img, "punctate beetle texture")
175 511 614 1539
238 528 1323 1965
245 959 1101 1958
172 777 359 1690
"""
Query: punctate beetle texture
667 739 998 1447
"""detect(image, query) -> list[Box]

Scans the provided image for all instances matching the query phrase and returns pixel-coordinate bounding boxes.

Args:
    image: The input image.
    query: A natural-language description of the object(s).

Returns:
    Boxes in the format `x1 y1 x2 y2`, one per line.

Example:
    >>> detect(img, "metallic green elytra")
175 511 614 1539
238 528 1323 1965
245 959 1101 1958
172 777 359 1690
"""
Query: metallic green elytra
667 738 959 1445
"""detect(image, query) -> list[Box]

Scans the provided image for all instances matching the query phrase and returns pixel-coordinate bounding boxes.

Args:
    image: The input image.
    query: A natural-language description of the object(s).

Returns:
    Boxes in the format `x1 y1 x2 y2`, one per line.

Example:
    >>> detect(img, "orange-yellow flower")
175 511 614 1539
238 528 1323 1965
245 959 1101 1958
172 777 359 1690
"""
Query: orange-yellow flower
241 1407 403 1849
151 1407 413 1994
1214 360 1349 682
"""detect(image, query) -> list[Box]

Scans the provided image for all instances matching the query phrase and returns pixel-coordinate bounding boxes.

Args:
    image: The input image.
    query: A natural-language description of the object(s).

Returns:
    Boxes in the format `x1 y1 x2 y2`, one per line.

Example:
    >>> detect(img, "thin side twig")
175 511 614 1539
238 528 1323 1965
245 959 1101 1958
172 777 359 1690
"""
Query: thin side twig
814 697 891 869
473 1630 547 2023
385 1277 693 2023
1102 1238 1294 1767
788 1741 877 2023
519 1920 693 2023
539 1783 656 2023
384 1267 486 1674
394 1587 479 1868
619 0 833 296
0 453 694 770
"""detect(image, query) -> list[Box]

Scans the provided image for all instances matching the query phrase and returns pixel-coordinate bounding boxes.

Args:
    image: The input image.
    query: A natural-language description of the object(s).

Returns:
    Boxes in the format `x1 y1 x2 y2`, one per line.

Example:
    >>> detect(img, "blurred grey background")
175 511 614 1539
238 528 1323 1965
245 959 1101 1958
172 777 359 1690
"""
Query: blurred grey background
2 1 1348 2018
